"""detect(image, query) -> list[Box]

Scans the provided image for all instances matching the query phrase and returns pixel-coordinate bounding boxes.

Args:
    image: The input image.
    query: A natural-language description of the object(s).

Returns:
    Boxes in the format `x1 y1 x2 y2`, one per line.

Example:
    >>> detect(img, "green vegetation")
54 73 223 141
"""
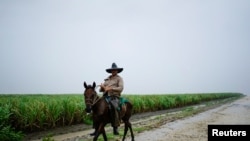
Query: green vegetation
125 93 243 113
0 104 24 141
0 92 244 140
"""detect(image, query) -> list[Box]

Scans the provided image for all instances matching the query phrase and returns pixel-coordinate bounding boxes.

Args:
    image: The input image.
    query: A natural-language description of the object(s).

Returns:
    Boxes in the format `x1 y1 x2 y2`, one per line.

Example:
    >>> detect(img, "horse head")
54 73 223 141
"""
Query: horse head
83 81 97 113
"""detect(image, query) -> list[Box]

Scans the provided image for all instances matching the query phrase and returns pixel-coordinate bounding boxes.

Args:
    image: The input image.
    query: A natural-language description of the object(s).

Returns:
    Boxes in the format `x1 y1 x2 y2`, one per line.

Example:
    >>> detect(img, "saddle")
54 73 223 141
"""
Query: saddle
104 96 129 117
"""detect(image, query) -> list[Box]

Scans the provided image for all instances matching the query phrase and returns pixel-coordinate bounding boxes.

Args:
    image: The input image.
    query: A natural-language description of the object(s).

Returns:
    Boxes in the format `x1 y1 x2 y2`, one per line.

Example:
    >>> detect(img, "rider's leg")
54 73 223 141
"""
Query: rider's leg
110 96 120 135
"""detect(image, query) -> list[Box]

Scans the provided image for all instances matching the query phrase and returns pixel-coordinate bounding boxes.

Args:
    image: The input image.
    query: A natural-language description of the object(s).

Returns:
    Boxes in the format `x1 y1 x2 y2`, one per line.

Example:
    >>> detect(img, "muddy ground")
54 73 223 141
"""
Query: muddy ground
25 96 250 141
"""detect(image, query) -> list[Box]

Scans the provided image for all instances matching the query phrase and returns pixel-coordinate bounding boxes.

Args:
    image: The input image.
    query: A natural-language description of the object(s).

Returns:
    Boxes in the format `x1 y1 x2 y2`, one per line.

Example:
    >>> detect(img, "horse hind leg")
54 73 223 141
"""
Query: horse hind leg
121 102 134 141
128 121 135 141
122 120 134 141
122 121 129 141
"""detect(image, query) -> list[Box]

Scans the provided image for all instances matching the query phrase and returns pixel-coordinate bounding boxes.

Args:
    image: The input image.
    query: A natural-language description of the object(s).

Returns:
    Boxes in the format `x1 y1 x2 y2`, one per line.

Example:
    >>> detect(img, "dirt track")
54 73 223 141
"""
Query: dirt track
126 96 250 141
26 96 250 141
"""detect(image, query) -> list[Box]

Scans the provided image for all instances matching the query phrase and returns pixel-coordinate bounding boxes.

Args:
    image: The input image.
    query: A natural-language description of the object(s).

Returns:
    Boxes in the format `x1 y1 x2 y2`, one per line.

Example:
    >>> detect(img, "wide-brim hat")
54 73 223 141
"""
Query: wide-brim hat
106 63 123 73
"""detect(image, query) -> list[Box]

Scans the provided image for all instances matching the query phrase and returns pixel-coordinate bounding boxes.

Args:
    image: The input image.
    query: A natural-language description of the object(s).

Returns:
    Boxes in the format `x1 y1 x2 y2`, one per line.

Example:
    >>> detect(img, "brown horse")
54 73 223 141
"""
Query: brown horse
83 81 135 141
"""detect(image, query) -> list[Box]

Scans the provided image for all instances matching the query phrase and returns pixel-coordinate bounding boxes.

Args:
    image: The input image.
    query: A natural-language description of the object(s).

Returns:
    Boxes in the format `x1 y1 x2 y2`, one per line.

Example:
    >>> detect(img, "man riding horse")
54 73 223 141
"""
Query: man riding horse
91 62 124 135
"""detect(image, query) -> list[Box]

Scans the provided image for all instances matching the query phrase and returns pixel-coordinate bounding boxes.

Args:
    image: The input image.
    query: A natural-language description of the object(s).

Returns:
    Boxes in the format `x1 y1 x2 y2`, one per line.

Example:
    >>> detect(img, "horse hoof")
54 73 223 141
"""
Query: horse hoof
89 132 96 136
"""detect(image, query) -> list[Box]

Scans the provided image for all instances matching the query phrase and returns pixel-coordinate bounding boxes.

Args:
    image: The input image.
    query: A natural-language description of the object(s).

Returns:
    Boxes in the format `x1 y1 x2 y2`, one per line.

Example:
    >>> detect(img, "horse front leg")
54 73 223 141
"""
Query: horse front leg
93 132 100 141
102 125 107 141
93 122 107 141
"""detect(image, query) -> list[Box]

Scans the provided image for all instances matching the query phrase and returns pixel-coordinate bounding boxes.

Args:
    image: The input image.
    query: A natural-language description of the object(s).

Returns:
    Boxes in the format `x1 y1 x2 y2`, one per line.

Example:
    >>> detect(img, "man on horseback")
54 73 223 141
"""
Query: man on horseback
99 62 124 135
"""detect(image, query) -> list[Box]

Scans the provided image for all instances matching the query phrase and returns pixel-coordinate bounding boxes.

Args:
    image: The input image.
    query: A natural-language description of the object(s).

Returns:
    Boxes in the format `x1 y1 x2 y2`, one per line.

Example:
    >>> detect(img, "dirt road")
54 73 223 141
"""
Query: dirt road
126 96 250 141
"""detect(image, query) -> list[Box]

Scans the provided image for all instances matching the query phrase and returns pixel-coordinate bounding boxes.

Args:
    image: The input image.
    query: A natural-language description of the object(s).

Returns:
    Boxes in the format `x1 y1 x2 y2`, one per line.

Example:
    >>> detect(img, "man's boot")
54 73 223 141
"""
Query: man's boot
113 127 119 135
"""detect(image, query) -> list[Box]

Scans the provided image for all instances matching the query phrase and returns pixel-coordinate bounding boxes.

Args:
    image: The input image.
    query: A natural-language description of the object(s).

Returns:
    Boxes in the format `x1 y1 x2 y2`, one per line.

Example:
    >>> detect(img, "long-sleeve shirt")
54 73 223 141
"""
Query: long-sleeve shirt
100 74 124 97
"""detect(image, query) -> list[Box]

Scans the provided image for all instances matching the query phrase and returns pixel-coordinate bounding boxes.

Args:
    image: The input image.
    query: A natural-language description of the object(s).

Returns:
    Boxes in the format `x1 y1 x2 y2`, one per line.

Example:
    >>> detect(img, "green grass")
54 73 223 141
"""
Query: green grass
0 92 244 136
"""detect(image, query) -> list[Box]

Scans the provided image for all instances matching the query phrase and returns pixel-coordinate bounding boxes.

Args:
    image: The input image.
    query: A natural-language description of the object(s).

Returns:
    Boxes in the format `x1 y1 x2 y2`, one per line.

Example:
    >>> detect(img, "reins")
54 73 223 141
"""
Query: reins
91 93 101 106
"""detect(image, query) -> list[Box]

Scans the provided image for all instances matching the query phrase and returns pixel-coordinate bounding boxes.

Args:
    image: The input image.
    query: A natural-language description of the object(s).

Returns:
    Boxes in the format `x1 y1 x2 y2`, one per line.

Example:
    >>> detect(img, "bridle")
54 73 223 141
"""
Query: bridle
84 87 101 106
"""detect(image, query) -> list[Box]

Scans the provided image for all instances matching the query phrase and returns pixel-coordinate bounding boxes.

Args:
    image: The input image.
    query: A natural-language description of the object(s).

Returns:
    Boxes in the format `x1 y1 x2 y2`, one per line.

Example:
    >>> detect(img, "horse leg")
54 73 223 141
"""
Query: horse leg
93 124 101 141
122 120 129 141
102 126 107 141
128 121 135 141
93 132 99 141
93 123 107 141
122 103 135 141
122 120 135 141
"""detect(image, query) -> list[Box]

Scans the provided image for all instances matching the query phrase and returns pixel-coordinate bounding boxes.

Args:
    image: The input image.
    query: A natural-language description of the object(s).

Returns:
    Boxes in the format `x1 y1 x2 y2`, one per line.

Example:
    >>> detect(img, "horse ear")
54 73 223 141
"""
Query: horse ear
93 82 96 88
83 81 87 88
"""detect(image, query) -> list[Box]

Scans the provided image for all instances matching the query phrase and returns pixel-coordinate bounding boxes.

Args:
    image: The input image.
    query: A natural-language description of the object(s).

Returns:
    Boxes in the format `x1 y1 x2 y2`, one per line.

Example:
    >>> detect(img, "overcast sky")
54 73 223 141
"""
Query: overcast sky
1 0 250 95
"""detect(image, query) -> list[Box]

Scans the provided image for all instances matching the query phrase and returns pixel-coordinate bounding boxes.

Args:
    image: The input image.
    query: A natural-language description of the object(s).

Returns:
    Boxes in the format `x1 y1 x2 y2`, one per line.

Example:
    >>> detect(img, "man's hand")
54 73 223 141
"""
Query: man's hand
104 86 112 92
100 83 112 92
100 83 105 89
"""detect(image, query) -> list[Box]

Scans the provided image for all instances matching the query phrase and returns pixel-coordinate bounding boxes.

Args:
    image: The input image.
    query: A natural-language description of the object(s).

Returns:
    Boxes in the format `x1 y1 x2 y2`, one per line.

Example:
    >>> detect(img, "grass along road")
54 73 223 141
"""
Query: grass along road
25 96 242 141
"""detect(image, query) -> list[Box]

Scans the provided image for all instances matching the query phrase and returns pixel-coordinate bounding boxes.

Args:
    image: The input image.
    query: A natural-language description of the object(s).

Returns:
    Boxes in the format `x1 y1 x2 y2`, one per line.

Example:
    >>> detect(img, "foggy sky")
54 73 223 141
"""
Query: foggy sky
1 0 250 95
